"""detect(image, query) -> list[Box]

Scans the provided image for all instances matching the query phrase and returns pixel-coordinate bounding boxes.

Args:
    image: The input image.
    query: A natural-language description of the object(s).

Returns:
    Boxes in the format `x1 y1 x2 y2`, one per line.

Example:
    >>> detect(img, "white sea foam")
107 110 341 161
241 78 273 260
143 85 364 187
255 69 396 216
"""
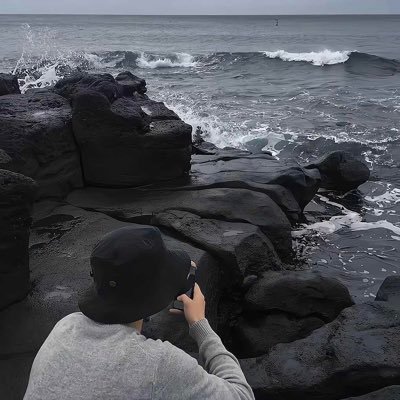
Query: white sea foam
262 49 353 66
293 195 400 238
365 186 400 207
137 52 197 69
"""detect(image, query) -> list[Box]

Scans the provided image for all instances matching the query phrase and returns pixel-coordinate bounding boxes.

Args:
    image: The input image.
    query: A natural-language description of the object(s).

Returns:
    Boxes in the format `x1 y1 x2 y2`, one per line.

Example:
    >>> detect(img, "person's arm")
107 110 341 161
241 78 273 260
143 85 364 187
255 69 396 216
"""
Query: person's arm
155 283 254 400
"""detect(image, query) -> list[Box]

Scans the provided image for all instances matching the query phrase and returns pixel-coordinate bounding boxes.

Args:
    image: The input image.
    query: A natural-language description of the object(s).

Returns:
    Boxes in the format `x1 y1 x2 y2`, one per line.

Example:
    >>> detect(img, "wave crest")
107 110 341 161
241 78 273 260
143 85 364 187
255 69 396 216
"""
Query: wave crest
136 52 197 69
261 49 353 66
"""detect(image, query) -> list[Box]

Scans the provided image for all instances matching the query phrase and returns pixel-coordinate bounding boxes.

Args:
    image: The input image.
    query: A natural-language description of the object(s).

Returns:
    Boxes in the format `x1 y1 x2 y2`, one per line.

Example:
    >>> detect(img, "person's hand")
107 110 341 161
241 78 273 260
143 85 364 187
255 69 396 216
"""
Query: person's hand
170 283 206 326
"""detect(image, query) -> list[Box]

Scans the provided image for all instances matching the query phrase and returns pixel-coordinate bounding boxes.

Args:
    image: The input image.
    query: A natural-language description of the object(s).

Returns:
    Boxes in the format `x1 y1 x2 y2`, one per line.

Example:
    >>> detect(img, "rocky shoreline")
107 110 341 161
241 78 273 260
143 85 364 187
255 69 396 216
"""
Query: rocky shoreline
0 71 399 400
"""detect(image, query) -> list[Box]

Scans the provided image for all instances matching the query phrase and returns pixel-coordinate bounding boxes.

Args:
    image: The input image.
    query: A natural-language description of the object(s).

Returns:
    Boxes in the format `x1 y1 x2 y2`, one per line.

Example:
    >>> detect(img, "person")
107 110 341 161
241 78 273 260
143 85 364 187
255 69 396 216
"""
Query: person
24 225 255 400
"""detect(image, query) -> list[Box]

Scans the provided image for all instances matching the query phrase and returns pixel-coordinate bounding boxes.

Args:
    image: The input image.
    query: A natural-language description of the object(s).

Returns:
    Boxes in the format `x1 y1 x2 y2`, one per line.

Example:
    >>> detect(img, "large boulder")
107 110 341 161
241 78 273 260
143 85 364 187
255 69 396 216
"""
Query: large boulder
71 90 192 187
0 73 21 96
115 71 147 96
0 92 83 198
343 386 400 400
306 151 370 192
233 271 353 357
152 209 281 278
137 99 180 121
53 72 123 103
189 153 321 211
241 302 400 400
66 186 293 257
0 169 36 309
244 270 353 319
375 276 400 306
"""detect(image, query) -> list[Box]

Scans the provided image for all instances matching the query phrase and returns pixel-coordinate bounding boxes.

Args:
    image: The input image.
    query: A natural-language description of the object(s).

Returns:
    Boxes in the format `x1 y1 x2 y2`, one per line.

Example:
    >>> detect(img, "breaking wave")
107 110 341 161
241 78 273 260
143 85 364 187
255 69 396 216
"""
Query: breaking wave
262 49 352 66
136 52 197 69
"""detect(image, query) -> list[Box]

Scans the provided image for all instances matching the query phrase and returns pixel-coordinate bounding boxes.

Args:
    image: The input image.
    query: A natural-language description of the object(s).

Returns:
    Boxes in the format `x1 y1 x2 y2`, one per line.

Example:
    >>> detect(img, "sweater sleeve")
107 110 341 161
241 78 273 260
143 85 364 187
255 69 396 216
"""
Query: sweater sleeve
154 319 255 400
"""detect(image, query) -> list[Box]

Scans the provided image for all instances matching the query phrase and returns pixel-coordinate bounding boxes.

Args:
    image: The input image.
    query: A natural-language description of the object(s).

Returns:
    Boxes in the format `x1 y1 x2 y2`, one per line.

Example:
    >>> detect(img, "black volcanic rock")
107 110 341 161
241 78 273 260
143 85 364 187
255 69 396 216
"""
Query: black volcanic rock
233 270 353 357
0 92 83 198
151 209 282 277
0 73 21 96
190 153 321 211
137 100 180 120
241 301 400 400
115 71 147 95
375 276 400 306
53 72 123 103
71 89 192 187
66 186 293 257
244 270 353 319
343 386 400 400
0 169 36 309
306 150 370 192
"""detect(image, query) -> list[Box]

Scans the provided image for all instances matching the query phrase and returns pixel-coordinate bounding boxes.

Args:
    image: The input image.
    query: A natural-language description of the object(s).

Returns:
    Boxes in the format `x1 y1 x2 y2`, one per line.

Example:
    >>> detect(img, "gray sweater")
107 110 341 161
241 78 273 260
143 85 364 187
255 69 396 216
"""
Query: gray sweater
24 312 255 400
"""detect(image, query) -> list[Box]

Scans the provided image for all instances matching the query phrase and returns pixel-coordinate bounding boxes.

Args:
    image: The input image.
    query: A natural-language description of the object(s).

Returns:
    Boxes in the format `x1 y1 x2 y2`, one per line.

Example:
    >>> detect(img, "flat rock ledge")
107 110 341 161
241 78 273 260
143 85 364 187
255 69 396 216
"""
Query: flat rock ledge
0 71 385 400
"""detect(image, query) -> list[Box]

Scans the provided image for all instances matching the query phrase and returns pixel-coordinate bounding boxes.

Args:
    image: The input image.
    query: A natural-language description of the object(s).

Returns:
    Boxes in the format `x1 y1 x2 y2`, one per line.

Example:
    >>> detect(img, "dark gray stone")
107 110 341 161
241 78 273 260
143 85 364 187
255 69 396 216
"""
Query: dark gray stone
233 313 324 358
0 73 21 96
72 90 192 187
53 72 123 103
0 92 83 198
343 386 400 400
0 169 36 310
244 270 354 320
241 302 400 400
138 100 180 120
189 154 321 211
375 276 400 306
66 186 293 257
233 270 353 357
115 71 147 95
152 209 282 277
306 151 370 192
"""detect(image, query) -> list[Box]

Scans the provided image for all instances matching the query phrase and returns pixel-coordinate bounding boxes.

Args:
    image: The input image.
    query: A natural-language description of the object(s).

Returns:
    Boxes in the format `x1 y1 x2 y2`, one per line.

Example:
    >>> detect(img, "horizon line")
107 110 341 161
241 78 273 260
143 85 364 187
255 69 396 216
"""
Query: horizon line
0 13 399 16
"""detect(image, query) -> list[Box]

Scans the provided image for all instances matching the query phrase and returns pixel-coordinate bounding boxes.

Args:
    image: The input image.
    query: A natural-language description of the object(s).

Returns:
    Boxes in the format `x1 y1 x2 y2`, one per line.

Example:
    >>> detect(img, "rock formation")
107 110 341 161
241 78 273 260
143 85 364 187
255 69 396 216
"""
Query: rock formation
0 73 20 96
0 71 386 400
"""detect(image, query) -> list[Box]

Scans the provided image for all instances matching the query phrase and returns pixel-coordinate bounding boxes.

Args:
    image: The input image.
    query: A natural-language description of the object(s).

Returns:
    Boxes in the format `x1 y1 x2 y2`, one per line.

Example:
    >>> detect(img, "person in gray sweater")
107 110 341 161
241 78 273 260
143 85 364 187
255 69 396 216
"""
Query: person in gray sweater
24 225 255 400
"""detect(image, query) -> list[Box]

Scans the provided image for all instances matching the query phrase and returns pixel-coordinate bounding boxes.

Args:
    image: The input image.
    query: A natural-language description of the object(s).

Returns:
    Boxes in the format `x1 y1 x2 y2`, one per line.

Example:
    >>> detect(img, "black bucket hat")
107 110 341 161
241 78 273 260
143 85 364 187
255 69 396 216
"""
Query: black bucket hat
78 225 191 324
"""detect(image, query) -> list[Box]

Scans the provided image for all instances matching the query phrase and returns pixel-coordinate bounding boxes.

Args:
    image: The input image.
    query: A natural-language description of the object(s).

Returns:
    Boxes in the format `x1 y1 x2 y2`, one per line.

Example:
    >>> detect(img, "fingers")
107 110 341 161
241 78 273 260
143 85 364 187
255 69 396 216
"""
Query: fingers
169 308 183 315
193 283 204 299
177 294 191 303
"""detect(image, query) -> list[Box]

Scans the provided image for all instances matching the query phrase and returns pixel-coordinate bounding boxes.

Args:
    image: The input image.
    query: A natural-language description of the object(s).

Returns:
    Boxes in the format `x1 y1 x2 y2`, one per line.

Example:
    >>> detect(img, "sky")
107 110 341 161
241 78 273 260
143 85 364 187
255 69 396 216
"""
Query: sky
0 0 399 15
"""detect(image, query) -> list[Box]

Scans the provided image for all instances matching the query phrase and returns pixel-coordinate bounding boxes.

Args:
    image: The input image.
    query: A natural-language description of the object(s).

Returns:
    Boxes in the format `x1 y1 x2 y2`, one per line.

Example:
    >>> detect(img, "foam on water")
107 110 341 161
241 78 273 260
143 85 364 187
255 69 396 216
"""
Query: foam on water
262 49 353 66
136 52 197 69
293 195 400 239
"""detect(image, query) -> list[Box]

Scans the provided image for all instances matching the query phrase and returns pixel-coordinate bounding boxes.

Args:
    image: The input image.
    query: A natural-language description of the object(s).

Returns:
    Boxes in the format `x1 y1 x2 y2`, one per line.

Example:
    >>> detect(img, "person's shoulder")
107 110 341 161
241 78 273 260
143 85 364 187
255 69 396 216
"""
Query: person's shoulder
51 312 88 333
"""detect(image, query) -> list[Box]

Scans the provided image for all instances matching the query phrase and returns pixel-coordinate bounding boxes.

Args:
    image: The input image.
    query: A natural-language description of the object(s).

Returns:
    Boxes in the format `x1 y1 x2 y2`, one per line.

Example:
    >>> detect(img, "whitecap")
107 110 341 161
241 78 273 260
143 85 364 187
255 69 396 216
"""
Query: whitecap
136 52 197 69
261 49 353 66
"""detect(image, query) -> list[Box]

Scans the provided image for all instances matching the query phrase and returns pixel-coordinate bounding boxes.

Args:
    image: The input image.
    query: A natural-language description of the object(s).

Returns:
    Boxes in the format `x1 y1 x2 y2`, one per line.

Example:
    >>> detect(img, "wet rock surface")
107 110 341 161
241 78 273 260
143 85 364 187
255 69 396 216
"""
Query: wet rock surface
0 170 36 310
66 186 293 257
0 91 83 198
152 209 282 277
375 276 400 306
72 87 192 187
306 151 370 193
0 73 21 96
241 301 400 400
342 386 400 400
233 270 353 357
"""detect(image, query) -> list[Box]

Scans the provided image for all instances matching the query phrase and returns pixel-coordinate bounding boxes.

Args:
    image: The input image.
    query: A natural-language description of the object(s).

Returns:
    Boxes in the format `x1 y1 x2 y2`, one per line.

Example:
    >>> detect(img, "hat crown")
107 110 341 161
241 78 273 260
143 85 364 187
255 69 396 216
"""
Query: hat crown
90 226 166 297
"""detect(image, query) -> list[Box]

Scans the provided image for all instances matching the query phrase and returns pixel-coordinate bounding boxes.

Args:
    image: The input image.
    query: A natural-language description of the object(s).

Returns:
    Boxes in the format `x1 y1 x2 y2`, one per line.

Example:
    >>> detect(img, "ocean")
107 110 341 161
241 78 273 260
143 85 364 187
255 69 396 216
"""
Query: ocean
1 14 399 300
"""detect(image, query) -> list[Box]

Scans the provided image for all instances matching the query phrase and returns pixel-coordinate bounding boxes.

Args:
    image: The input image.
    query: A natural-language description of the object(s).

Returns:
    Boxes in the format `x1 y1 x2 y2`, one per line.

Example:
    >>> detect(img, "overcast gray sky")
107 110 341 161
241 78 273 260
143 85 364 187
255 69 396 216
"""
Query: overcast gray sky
0 0 399 15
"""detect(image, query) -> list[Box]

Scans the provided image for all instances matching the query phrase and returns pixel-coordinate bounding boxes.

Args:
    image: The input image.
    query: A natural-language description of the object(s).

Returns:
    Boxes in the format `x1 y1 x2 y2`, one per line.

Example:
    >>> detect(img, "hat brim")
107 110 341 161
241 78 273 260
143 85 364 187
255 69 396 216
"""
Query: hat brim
78 250 191 324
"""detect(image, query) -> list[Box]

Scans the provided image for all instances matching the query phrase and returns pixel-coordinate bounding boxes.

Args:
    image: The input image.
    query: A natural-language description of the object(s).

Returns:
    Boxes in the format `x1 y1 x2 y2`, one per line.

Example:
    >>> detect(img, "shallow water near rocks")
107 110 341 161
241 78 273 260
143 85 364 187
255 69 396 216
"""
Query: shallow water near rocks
0 14 399 300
